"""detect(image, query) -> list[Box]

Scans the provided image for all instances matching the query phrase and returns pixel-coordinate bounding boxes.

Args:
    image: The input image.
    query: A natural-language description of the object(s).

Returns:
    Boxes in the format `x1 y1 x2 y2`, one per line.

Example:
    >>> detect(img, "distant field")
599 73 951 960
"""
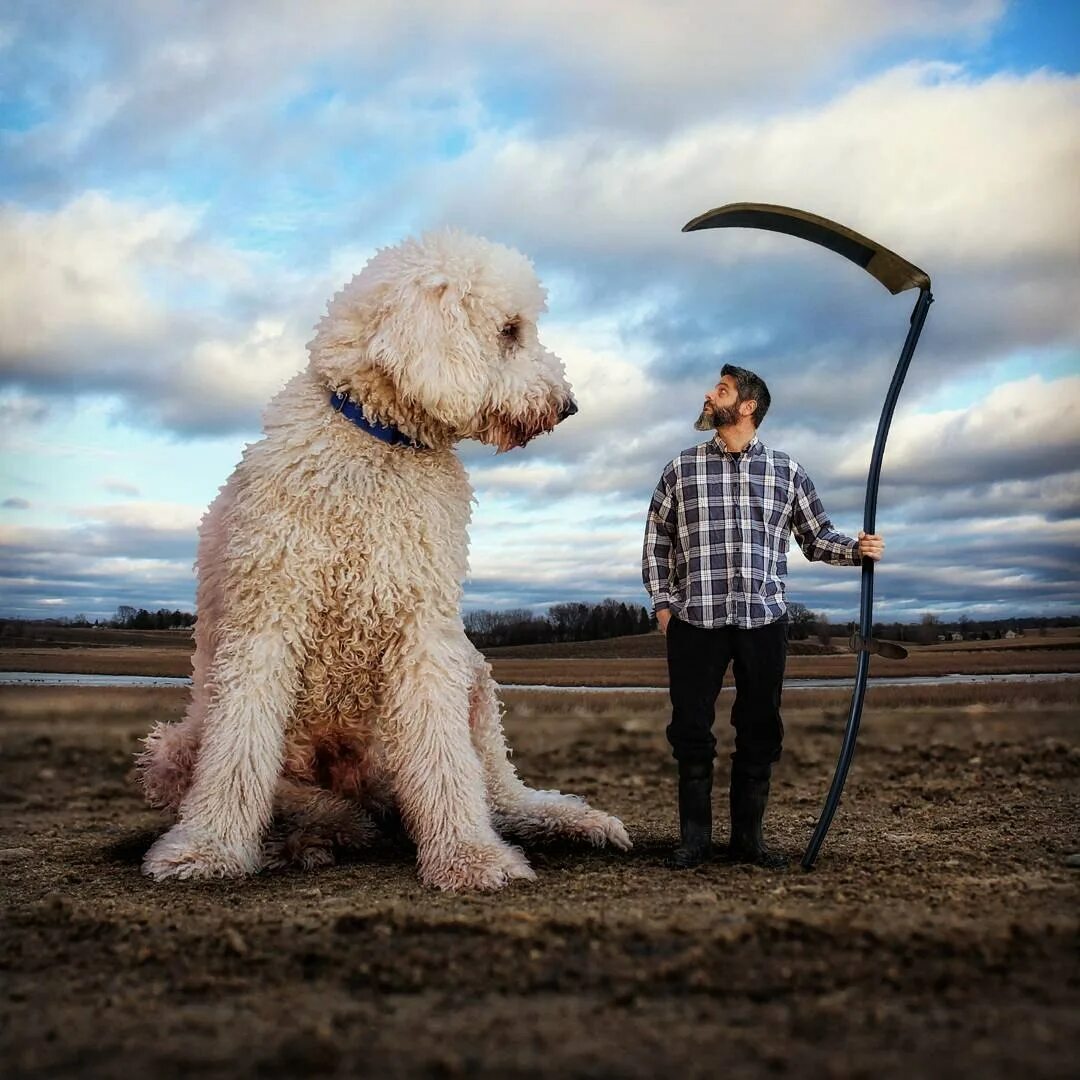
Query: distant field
490 650 1080 686
483 634 840 659
484 627 1080 660
0 626 193 649
0 646 194 678
2 627 1079 682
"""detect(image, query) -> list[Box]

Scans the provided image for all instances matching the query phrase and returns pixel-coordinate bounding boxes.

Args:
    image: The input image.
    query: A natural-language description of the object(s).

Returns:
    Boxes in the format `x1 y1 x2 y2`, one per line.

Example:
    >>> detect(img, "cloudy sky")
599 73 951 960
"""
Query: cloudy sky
1 1 1078 623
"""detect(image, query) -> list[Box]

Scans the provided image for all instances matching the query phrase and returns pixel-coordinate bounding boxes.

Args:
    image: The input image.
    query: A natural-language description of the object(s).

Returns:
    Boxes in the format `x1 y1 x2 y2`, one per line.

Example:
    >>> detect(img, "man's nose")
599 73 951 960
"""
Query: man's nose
558 398 579 422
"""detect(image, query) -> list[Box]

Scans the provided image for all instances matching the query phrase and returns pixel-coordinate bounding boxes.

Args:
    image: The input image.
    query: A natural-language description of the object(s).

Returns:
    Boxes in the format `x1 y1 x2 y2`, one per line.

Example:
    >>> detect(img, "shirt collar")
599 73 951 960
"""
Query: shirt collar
710 432 762 456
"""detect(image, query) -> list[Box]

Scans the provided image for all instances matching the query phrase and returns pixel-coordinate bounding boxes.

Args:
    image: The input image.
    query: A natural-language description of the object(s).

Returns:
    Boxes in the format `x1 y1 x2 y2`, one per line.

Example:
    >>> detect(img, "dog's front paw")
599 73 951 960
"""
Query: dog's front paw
577 809 633 851
420 839 536 892
142 824 257 881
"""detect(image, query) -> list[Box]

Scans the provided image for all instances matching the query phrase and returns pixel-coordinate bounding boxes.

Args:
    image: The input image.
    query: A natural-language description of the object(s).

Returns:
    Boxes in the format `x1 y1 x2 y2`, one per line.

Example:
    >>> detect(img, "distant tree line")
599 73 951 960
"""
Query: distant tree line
784 605 1076 645
464 599 654 649
866 613 1034 645
1 608 1077 646
1 608 198 630
111 606 196 630
0 607 197 638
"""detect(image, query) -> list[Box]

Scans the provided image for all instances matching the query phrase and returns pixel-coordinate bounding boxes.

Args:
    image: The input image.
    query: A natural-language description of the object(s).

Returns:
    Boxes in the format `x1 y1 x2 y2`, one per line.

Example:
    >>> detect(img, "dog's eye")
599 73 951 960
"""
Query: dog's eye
500 320 520 342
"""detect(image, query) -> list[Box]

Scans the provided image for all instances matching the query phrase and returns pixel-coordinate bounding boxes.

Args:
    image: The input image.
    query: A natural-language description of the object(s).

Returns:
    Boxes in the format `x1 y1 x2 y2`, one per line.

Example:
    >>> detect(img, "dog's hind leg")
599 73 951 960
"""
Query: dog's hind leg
381 619 535 891
142 478 324 882
262 778 378 871
141 617 305 881
468 655 632 852
135 497 229 814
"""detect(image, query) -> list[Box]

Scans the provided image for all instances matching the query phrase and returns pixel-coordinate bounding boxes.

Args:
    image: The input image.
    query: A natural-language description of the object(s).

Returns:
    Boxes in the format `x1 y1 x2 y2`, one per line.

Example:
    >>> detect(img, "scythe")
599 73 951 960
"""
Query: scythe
682 203 934 869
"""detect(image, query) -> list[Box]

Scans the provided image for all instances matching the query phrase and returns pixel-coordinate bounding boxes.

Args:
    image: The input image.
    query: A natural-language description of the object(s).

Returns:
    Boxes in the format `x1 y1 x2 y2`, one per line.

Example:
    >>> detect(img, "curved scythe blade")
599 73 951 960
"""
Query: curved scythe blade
683 202 930 295
681 202 934 868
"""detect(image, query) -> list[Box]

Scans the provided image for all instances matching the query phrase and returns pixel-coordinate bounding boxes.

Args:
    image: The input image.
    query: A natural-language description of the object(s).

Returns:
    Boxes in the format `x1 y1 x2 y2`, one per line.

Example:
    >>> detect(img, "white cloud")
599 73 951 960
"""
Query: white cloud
100 477 141 497
902 472 1080 523
0 392 49 428
0 193 319 433
4 1 1005 172
0 193 189 358
0 512 201 618
837 374 1080 486
70 501 203 532
749 508 1079 619
428 64 1080 272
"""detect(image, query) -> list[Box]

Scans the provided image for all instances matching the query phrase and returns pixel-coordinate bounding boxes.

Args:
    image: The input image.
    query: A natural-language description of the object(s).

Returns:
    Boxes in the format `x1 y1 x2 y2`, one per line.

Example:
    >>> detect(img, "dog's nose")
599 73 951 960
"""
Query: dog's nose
558 398 579 422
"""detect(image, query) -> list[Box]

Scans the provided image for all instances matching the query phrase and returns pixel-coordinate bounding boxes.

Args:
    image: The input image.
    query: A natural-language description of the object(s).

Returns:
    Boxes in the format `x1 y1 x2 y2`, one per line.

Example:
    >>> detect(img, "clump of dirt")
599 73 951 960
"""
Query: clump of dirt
1 687 1077 1078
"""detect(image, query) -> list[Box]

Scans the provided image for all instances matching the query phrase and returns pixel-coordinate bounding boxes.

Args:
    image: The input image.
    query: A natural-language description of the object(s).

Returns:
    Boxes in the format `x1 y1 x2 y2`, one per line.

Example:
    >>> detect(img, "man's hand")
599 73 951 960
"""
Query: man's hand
857 531 885 561
657 609 672 635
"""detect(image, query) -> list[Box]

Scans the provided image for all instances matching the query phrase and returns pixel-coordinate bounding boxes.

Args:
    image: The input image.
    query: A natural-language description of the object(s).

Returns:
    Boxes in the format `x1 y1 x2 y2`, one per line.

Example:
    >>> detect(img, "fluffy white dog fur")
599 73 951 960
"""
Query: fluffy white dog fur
137 229 631 890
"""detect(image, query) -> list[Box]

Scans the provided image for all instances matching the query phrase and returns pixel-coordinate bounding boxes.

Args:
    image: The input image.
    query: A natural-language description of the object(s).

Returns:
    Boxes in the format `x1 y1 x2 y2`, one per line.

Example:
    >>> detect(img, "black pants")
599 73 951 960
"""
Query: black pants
665 615 787 780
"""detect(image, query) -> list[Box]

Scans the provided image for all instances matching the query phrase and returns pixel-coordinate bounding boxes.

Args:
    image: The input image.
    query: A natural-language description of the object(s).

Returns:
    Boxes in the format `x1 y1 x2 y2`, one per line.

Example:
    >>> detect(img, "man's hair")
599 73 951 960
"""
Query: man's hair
721 363 771 427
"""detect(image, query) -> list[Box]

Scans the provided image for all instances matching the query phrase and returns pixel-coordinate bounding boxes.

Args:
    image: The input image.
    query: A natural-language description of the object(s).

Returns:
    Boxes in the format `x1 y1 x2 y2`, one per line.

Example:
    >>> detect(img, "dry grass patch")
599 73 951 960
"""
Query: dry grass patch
490 649 1080 686
0 686 187 725
0 647 192 677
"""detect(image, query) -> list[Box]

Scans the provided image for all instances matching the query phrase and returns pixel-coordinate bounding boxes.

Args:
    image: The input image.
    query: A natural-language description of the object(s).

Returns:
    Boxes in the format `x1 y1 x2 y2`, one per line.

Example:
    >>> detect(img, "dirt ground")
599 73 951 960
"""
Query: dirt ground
1 685 1078 1079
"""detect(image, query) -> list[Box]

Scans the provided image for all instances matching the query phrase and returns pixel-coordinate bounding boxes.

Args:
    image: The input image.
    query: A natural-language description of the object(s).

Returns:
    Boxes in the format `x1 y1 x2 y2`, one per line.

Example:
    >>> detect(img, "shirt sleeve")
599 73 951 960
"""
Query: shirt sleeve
642 462 678 611
791 466 861 566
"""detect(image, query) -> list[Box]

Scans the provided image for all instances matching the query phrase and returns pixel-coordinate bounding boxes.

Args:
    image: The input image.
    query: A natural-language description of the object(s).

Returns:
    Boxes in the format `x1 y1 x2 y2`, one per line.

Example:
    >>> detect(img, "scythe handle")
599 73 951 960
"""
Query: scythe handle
801 287 934 870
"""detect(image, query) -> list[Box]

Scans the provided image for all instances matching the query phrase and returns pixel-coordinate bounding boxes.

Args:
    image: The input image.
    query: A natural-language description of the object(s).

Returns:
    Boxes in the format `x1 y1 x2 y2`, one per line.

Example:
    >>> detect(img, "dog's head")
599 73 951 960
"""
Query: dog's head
308 230 576 451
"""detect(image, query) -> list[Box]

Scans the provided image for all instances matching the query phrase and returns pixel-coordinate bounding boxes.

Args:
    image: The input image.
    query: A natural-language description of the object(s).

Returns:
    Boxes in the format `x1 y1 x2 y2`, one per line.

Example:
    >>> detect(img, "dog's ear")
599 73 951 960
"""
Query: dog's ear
421 273 473 313
383 270 487 427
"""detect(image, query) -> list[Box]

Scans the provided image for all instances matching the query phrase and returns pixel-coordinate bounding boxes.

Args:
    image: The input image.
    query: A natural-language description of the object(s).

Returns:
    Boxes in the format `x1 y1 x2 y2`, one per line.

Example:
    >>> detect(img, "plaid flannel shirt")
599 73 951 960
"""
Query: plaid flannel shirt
642 435 860 629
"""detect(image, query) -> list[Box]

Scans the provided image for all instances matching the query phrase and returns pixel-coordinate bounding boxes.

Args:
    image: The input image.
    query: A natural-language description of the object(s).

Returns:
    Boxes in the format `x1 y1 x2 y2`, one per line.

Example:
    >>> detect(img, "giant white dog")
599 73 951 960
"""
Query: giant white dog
137 230 631 890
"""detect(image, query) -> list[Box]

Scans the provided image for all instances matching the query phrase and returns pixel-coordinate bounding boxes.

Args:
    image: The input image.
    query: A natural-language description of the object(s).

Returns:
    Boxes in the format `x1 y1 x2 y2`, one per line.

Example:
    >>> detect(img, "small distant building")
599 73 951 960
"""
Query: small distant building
1004 630 1017 639
950 632 963 641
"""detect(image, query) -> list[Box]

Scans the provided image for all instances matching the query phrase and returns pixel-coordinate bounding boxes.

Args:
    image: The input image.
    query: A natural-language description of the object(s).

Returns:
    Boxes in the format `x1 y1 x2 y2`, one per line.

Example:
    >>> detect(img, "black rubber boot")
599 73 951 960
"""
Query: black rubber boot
725 773 788 869
669 761 713 869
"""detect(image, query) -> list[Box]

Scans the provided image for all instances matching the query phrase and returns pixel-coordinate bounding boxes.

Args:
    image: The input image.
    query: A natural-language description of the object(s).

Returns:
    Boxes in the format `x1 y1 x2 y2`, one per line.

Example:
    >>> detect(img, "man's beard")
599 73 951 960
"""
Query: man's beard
694 401 740 431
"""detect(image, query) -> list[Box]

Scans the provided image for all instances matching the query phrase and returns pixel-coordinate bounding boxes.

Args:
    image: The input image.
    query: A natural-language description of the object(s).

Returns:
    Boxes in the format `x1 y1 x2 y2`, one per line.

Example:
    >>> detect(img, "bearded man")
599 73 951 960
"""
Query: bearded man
642 364 884 869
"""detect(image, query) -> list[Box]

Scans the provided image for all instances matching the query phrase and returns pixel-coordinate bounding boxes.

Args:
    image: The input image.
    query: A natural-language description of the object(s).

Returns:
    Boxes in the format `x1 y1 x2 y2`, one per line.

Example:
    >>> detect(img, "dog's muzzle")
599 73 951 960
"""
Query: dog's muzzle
557 398 579 423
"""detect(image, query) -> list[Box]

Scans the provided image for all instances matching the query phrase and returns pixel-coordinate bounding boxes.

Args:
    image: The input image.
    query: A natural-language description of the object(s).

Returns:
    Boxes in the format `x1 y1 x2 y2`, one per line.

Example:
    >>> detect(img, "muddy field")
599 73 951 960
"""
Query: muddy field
1 684 1078 1079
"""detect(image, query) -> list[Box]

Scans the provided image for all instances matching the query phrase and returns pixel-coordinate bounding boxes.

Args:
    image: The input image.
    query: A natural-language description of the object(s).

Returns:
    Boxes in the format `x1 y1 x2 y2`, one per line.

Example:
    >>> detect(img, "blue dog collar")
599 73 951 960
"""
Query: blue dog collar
330 391 427 449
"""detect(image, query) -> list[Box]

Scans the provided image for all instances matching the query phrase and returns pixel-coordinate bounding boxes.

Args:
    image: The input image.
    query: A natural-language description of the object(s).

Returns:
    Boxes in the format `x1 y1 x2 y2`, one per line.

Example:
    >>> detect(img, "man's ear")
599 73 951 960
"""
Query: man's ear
740 398 758 419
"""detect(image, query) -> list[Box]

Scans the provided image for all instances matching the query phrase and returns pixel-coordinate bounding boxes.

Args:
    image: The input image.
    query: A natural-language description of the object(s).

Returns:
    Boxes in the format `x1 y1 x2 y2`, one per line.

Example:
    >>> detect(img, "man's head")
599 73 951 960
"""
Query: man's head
694 364 771 432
